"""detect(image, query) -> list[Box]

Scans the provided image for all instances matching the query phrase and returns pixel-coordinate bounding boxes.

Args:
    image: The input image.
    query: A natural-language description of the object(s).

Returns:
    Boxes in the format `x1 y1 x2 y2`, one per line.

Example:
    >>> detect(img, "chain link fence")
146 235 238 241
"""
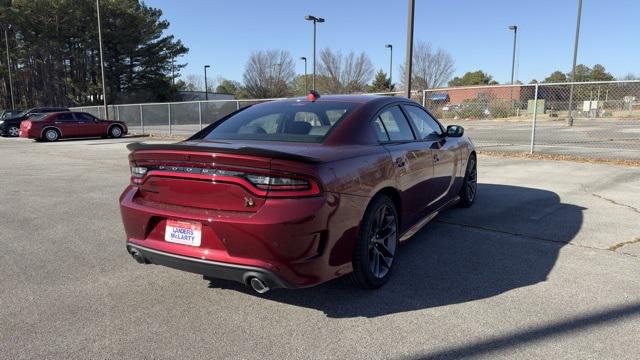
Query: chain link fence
71 91 423 136
423 80 640 160
72 82 640 160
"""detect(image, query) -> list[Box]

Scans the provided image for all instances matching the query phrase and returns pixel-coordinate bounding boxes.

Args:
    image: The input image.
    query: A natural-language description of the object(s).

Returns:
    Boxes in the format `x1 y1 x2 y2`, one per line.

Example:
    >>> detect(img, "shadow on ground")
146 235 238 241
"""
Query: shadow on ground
207 184 585 318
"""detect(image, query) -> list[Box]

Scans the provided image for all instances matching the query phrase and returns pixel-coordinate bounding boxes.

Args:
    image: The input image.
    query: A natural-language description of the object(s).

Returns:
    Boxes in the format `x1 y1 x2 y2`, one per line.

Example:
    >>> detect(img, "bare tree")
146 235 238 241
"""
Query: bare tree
317 48 374 94
242 50 295 98
400 41 455 90
181 74 217 93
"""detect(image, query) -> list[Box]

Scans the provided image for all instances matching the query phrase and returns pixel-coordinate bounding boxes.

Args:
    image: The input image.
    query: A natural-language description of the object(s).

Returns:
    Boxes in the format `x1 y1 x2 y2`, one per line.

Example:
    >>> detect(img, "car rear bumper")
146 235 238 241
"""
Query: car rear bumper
127 243 293 289
120 185 365 288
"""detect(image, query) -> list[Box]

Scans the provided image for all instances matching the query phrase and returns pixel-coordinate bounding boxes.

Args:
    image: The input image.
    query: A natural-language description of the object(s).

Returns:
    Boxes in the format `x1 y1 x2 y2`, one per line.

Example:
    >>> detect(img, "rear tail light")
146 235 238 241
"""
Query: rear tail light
130 164 320 197
131 166 148 179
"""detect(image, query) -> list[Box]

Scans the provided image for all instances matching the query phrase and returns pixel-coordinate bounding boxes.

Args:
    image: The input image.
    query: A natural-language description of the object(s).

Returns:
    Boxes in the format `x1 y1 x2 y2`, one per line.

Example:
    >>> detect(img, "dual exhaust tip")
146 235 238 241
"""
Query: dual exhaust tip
249 277 270 294
128 248 271 294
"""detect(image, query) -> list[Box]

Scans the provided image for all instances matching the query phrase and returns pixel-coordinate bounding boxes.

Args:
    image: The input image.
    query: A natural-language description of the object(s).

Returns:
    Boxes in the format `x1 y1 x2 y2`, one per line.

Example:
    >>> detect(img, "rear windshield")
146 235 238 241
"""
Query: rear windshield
202 100 358 143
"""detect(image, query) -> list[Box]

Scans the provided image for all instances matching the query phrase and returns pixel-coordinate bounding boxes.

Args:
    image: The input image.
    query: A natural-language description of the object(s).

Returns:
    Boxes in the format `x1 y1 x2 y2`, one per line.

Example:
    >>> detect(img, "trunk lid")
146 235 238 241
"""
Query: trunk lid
128 140 322 212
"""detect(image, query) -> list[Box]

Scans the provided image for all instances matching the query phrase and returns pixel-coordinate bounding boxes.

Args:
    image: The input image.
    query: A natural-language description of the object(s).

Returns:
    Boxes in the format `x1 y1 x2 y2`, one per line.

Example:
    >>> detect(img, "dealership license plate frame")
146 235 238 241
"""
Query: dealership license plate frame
165 219 202 247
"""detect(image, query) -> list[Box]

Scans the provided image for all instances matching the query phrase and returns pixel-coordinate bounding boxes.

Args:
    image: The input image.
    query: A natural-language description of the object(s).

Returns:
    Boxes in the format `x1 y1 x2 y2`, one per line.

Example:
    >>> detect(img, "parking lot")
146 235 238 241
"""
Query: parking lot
1 136 640 359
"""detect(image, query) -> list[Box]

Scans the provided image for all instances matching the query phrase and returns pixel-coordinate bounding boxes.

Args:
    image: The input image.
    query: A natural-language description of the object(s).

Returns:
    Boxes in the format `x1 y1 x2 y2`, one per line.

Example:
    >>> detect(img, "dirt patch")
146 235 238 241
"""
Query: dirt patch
478 150 640 167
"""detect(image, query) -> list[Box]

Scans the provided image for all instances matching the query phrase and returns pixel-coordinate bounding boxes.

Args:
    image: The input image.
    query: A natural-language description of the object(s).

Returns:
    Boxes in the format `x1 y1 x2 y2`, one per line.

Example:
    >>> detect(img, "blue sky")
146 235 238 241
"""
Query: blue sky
145 0 639 85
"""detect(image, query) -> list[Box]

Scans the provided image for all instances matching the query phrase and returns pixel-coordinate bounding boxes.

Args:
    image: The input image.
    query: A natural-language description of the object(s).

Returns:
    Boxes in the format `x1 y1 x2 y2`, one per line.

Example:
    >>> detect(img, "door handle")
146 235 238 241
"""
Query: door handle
395 157 406 167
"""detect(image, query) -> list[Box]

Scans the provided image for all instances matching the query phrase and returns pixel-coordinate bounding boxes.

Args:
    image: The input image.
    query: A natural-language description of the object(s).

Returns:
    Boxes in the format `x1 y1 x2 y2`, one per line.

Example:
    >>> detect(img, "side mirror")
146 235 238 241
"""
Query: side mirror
446 125 464 137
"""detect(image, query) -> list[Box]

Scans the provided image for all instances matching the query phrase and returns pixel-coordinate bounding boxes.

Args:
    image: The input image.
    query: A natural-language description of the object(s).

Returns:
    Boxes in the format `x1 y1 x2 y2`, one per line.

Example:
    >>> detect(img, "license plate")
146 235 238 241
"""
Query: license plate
165 220 202 246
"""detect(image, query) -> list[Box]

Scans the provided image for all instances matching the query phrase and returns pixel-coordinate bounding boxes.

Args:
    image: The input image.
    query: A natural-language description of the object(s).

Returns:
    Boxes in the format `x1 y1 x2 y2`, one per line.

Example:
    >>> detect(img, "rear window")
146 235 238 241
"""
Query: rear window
202 101 358 143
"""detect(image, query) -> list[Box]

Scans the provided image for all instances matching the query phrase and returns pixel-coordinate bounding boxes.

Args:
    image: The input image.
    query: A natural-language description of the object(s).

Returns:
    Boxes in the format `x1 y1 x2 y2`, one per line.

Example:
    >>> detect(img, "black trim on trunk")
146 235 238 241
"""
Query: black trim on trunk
126 142 321 163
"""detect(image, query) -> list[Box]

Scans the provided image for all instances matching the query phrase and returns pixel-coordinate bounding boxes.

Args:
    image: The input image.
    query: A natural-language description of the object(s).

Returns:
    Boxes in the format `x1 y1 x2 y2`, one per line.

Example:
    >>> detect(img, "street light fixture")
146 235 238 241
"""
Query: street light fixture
204 65 210 101
304 15 324 91
96 0 108 118
567 0 583 127
3 25 14 109
300 56 308 94
385 44 393 92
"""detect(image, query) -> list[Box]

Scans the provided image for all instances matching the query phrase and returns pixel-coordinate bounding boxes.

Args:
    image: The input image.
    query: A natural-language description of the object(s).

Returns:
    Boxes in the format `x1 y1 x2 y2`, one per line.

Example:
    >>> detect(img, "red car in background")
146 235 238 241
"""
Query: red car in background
20 112 128 141
120 94 477 293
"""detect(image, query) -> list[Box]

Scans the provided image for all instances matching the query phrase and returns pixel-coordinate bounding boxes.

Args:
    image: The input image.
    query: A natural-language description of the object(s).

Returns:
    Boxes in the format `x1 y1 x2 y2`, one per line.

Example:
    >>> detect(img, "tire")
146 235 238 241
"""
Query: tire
7 125 20 137
43 128 60 142
109 125 123 138
459 154 477 207
348 194 399 289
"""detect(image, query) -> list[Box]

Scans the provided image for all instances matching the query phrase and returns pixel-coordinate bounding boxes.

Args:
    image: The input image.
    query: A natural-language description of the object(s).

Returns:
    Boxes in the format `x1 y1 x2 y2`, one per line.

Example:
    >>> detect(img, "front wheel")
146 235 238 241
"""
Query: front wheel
348 195 399 289
7 126 20 137
43 128 60 142
109 126 123 138
459 154 477 207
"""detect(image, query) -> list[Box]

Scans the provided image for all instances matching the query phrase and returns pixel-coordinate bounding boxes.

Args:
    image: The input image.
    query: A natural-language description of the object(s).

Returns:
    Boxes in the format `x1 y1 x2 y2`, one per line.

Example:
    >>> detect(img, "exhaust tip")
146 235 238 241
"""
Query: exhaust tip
249 277 270 294
129 248 147 264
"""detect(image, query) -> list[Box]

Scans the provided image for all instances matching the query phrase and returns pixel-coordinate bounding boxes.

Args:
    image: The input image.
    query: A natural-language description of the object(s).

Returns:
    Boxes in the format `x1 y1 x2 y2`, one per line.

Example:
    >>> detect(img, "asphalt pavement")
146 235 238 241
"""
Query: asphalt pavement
1 136 639 359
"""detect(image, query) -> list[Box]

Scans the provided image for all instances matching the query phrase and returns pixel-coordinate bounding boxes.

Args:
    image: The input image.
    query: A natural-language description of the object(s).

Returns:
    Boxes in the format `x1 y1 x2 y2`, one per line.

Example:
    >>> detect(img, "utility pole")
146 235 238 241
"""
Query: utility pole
567 0 583 127
509 25 518 102
385 44 393 91
300 57 308 94
96 0 109 119
404 0 415 99
4 25 15 109
204 65 210 101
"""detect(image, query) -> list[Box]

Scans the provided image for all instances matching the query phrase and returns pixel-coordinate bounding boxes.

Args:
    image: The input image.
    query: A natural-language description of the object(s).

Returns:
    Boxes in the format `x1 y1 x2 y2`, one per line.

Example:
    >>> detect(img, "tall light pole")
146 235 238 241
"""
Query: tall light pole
385 44 393 91
4 25 14 109
508 25 518 102
567 0 583 127
304 15 324 92
96 0 108 119
404 0 415 99
300 56 308 94
204 65 210 101
167 48 175 87
508 25 518 85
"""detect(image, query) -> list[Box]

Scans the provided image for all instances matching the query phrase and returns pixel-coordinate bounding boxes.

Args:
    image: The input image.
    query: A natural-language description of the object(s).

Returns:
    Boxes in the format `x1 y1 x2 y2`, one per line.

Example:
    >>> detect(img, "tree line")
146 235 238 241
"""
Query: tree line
0 0 187 109
183 40 456 100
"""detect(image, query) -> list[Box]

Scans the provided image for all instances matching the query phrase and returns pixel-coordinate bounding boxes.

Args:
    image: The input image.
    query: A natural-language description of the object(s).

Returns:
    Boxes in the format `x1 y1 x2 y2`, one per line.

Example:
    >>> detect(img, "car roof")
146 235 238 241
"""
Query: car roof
281 94 407 104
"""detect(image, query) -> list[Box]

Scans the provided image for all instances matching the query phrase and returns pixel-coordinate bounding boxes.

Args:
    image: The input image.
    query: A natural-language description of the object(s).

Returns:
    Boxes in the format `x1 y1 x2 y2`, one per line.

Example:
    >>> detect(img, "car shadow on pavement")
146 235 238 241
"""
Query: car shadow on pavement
208 183 586 318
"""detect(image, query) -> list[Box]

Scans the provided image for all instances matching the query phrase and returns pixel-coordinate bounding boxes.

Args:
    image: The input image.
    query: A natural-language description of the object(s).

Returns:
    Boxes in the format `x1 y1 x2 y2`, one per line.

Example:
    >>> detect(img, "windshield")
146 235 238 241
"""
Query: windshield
28 113 48 121
202 100 358 143
17 109 34 117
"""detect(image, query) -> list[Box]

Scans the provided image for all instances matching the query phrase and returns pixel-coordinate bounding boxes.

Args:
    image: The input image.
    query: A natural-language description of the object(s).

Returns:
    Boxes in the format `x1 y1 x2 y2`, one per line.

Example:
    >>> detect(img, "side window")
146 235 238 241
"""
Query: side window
404 105 443 140
377 106 415 141
372 117 389 142
76 113 96 122
57 113 75 122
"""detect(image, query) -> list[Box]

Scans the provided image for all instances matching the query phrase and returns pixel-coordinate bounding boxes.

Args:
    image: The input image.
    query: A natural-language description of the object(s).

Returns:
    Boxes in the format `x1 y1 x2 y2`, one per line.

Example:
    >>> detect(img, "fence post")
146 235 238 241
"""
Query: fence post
139 104 144 135
198 102 203 130
168 103 172 136
422 90 426 107
236 100 240 110
530 83 539 154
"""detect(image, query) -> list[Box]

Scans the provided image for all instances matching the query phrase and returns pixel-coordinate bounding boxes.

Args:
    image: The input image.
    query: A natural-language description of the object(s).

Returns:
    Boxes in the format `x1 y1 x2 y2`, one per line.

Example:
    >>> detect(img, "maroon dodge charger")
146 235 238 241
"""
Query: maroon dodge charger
120 94 477 293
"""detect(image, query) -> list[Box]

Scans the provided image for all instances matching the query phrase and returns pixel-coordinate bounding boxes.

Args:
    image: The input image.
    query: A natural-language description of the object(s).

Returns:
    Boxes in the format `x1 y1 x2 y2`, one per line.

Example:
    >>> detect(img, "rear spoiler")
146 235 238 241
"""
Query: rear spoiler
126 142 321 164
